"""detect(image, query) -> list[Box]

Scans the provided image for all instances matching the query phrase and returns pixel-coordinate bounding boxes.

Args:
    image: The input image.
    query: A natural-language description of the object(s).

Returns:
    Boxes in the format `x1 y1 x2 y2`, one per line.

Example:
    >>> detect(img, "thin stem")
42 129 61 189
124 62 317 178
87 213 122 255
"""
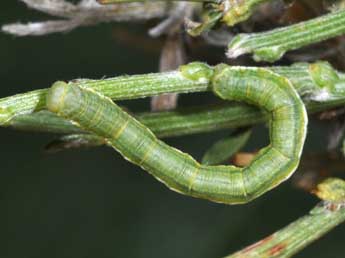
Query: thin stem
0 69 211 126
227 9 345 62
2 62 345 139
9 104 265 137
226 201 345 257
2 1 168 36
226 178 345 258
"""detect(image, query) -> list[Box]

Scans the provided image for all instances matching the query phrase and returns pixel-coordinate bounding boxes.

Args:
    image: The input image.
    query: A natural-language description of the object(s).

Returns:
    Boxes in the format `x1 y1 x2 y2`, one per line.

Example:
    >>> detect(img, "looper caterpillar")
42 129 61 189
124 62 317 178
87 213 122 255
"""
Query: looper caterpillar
46 63 307 204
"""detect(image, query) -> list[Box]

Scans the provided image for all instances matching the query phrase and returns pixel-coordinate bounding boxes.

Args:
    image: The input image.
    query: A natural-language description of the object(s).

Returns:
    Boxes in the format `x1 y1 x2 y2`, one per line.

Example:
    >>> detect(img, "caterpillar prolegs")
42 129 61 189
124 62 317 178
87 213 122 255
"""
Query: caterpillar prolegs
46 63 307 204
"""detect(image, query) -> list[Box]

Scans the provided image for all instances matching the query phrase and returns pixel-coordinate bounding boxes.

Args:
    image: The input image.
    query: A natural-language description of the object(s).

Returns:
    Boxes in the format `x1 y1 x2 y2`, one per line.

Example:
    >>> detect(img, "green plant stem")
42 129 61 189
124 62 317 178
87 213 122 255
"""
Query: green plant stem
0 70 210 125
226 178 345 258
227 9 345 62
226 201 345 257
9 104 265 137
2 62 345 139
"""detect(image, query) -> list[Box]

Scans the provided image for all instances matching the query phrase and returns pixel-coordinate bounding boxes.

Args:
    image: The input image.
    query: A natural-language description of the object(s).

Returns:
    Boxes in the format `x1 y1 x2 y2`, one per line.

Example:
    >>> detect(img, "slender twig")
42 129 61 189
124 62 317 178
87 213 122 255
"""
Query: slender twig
0 68 211 125
227 9 345 62
2 61 345 151
2 0 168 36
10 104 265 138
226 178 345 258
1 60 345 151
149 2 195 37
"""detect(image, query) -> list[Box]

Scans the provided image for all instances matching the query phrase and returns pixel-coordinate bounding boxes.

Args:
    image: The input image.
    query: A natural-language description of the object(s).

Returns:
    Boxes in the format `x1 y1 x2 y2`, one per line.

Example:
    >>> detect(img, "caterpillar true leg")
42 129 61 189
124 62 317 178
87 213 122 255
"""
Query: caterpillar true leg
46 63 307 204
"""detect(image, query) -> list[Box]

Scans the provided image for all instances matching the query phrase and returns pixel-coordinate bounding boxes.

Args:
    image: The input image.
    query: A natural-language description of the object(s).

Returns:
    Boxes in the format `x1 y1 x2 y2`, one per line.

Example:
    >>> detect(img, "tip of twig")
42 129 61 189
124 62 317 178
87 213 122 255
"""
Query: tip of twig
1 22 60 37
2 23 32 36
226 47 247 59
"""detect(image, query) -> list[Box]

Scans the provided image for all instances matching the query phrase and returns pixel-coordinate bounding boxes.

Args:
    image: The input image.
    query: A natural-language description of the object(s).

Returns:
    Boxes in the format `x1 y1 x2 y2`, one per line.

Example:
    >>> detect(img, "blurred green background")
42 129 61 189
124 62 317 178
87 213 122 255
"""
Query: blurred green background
1 1 344 258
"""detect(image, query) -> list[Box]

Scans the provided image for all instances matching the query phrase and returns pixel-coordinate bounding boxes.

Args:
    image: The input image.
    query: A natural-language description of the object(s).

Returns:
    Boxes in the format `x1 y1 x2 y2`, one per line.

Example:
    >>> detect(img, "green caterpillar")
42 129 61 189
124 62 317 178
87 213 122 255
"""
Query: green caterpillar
46 63 307 204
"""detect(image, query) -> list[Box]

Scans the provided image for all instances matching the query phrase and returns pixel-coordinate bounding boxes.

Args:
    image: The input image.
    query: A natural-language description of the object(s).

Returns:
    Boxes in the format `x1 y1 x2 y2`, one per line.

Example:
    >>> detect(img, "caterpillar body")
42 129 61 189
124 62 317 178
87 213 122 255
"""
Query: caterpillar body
46 63 307 204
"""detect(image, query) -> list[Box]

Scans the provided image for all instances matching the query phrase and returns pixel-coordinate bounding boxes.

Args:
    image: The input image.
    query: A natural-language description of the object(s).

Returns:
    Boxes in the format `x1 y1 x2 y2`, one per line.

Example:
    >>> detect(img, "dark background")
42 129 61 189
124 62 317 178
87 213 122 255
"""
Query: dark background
1 1 344 258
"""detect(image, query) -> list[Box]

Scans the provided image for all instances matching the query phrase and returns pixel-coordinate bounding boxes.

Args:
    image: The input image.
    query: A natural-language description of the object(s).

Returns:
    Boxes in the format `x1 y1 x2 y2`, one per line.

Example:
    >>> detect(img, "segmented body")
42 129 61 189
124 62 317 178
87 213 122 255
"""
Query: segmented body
46 63 307 204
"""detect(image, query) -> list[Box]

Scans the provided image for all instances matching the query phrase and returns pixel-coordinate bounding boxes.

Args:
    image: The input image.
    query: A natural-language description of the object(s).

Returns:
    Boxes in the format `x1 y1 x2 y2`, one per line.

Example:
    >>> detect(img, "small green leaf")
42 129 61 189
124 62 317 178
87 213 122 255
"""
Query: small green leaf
201 129 251 165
